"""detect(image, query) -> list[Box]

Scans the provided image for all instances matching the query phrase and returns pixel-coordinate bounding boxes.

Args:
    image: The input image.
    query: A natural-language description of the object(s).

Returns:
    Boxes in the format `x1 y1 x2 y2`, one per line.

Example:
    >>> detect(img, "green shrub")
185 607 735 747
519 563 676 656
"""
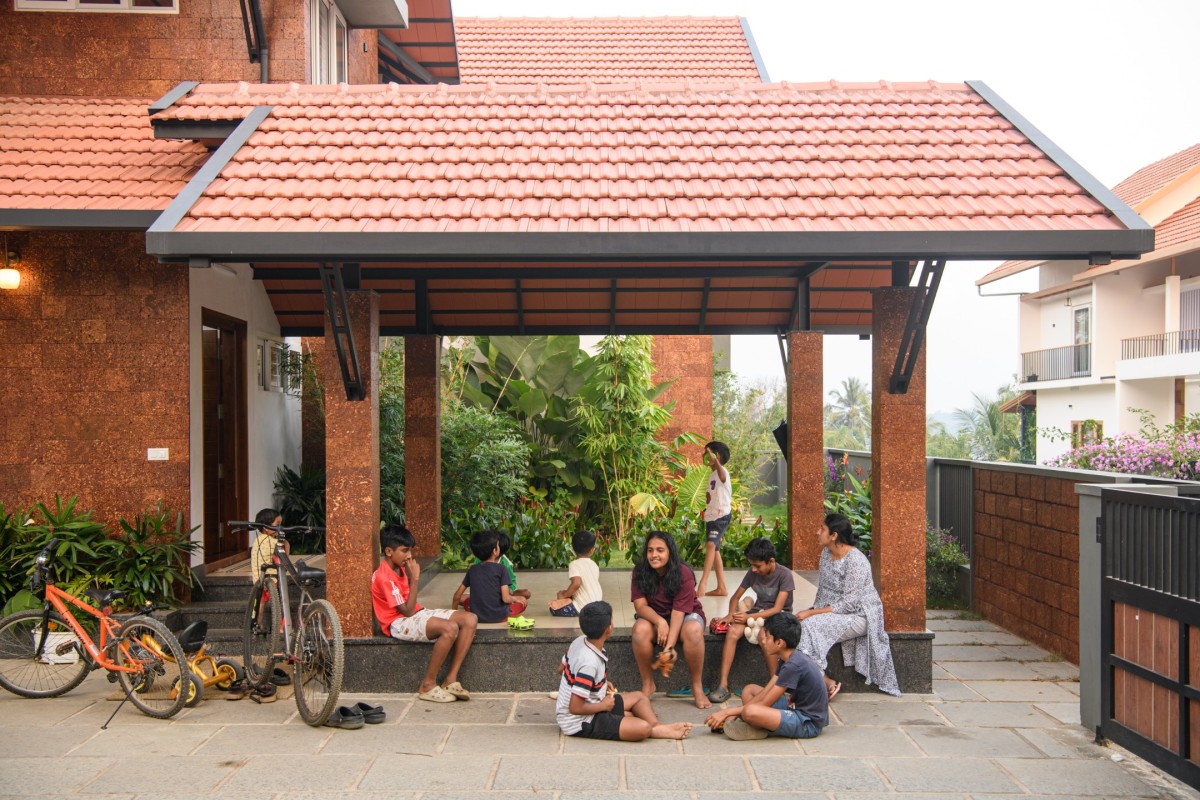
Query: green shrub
624 513 789 572
824 469 872 556
273 464 326 554
109 501 202 609
926 525 969 607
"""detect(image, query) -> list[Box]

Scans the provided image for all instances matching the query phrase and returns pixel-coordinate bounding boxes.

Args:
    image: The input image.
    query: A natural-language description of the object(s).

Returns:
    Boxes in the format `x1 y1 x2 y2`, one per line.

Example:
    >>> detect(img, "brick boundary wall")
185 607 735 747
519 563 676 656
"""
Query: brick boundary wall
972 467 1081 663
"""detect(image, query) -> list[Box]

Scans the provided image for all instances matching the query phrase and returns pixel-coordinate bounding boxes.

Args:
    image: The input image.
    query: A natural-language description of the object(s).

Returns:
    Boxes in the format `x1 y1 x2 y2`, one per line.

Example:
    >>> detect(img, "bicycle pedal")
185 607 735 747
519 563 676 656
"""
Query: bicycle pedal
107 672 119 683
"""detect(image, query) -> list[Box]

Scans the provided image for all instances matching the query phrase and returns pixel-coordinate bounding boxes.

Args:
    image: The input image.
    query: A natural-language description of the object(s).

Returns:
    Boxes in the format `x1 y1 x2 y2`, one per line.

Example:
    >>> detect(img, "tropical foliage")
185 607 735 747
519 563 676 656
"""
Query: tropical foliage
712 367 786 503
926 525 969 607
824 376 871 449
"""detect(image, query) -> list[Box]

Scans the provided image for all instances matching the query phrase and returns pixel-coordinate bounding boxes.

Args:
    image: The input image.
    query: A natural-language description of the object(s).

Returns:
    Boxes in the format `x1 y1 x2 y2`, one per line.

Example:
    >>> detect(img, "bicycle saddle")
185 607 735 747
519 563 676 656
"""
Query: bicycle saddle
175 620 208 655
84 588 125 607
295 560 326 585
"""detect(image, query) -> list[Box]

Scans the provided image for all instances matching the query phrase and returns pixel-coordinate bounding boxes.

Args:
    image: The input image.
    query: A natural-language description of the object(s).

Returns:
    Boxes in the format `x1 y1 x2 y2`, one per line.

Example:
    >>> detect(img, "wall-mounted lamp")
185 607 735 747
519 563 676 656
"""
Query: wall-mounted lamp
0 240 19 290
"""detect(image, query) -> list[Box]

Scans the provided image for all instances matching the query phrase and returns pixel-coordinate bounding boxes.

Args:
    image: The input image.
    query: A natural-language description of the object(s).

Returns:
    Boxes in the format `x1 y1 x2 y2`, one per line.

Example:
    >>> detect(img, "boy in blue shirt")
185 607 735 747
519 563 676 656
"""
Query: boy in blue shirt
704 613 828 741
453 529 528 623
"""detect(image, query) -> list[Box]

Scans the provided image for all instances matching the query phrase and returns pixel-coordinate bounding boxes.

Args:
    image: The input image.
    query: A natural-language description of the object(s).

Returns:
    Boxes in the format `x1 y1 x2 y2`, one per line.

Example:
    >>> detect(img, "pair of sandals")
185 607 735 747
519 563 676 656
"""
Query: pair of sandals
325 702 386 729
224 680 277 703
418 681 471 703
507 615 536 631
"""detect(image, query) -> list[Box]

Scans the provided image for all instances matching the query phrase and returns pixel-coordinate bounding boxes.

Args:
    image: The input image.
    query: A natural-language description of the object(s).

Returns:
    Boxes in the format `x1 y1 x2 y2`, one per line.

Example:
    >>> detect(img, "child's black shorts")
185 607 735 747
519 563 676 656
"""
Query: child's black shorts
572 693 625 740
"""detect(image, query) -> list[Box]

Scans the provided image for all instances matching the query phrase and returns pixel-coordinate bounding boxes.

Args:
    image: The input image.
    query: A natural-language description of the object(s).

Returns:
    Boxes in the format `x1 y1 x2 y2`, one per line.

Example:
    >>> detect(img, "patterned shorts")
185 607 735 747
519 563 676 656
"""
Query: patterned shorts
388 608 455 642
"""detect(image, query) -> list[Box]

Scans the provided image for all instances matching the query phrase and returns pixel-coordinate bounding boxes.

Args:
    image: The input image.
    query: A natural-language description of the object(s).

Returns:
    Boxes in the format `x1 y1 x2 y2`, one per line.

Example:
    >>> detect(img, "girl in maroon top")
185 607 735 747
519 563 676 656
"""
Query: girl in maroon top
630 531 710 709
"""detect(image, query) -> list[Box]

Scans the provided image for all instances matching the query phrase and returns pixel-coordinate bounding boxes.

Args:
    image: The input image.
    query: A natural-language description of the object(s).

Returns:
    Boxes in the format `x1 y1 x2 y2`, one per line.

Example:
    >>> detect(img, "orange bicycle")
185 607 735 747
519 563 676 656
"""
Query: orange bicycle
0 538 190 719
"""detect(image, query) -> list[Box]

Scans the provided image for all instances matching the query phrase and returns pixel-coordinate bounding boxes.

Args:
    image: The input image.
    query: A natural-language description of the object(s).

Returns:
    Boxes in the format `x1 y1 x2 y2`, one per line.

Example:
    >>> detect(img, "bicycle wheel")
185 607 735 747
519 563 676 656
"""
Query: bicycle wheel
242 577 281 688
293 599 343 727
115 616 188 719
0 609 89 698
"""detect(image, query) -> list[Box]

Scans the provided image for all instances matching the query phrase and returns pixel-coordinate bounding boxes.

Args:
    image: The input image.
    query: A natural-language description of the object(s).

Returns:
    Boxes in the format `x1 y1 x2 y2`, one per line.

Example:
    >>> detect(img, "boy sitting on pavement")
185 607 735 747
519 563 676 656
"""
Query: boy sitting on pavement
707 537 795 703
497 530 532 604
697 441 732 597
452 529 529 623
704 613 828 740
556 601 692 741
371 524 477 703
548 530 603 617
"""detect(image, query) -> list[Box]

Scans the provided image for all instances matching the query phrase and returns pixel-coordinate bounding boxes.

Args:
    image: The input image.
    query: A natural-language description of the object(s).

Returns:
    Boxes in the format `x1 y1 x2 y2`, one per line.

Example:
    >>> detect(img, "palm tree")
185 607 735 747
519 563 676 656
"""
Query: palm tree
954 389 1022 462
825 377 871 448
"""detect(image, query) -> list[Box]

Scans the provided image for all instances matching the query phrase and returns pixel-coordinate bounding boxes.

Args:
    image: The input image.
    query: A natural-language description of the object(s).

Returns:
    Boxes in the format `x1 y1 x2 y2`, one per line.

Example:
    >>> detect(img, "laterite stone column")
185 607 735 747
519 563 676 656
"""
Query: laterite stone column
404 335 441 556
871 288 927 632
787 331 825 570
652 335 713 464
321 292 380 639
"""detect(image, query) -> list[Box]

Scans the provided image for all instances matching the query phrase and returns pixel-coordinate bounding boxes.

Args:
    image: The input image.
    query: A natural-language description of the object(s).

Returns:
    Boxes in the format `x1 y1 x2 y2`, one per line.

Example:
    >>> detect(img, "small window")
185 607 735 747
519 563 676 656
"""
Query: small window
260 340 295 393
16 0 177 12
1071 420 1103 447
309 0 348 83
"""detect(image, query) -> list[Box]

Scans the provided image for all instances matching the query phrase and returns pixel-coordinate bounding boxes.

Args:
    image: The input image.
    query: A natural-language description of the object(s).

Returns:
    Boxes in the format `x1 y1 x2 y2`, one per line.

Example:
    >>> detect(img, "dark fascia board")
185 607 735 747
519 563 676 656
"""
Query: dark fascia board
0 209 159 231
284 321 872 337
148 228 1154 263
152 118 243 142
147 106 273 237
148 81 200 116
968 80 1153 237
740 17 771 83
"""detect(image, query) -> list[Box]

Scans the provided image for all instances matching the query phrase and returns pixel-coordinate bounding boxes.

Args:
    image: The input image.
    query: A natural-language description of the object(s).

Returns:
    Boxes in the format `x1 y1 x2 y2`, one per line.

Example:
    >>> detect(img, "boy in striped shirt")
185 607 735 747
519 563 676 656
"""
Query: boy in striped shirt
555 601 692 741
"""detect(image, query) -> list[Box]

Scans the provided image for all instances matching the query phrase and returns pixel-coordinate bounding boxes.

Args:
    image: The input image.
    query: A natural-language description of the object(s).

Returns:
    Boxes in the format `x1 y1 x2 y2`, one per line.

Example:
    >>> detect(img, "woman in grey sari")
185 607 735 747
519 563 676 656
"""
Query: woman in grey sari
795 513 900 698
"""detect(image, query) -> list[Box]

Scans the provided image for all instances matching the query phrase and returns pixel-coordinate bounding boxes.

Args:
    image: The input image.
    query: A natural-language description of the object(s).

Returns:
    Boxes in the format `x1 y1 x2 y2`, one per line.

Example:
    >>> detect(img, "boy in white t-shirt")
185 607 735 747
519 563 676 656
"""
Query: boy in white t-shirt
698 440 732 597
549 530 603 617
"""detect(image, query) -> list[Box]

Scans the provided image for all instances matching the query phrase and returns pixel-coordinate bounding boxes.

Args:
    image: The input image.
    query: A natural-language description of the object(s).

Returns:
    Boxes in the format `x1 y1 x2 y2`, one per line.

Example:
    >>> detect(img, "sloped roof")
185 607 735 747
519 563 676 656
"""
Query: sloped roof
0 96 208 228
979 141 1200 285
453 17 764 85
1112 142 1200 206
147 80 1129 239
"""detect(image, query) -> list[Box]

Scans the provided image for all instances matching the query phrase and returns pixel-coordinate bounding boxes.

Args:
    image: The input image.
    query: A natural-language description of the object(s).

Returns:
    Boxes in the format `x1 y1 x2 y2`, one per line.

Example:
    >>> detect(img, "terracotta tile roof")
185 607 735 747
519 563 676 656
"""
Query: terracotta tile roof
155 80 1123 236
0 96 208 213
1112 142 1200 206
453 17 763 85
980 141 1200 285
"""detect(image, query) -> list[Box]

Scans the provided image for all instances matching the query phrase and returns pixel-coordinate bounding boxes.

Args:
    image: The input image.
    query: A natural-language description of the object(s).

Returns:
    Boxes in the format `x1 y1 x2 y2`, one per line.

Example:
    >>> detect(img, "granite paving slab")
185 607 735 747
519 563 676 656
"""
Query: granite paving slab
800 725 923 756
625 755 755 791
926 619 1004 632
70 723 223 757
442 723 561 754
905 725 1044 758
359 755 496 792
1034 701 1083 725
995 643 1053 661
934 701 1058 728
0 756 114 796
749 755 888 792
937 660 1041 680
492 755 621 791
401 697 514 724
80 755 239 795
962 679 1079 703
1029 660 1082 680
193 722 332 755
220 755 371 792
318 722 447 755
930 679 984 701
932 644 1008 661
875 756 1021 793
997 756 1164 795
831 698 948 727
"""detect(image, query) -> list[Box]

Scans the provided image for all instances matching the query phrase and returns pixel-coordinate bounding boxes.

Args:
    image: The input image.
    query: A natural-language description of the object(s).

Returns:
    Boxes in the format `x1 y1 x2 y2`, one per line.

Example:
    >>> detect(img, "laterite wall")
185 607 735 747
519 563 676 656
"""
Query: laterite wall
0 231 191 529
972 467 1081 663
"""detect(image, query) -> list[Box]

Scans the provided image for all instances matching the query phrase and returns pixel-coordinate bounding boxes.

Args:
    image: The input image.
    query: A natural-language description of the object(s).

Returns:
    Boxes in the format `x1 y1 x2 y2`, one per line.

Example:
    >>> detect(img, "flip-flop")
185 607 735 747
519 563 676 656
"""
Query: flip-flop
829 682 842 701
706 686 732 703
418 685 456 703
270 667 292 686
324 705 365 729
666 686 710 698
250 684 277 704
723 717 768 741
352 701 386 723
442 681 471 701
507 616 536 630
225 680 250 701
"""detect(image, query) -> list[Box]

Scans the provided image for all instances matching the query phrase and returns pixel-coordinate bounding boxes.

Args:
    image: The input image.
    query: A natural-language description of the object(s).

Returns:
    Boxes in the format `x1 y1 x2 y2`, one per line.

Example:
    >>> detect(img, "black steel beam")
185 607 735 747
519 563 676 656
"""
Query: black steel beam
378 36 437 84
888 259 945 394
698 278 711 333
0 209 159 231
151 119 242 142
317 262 366 402
515 278 524 335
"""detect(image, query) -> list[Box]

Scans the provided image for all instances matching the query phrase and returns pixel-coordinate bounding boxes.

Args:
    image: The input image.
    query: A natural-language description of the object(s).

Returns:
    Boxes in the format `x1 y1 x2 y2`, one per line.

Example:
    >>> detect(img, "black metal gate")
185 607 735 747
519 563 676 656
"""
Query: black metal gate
1099 489 1200 788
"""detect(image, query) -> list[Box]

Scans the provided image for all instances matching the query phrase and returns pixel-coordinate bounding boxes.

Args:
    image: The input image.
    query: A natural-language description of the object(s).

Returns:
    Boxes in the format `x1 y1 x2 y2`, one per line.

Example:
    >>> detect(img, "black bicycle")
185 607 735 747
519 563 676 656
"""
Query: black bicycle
229 521 343 727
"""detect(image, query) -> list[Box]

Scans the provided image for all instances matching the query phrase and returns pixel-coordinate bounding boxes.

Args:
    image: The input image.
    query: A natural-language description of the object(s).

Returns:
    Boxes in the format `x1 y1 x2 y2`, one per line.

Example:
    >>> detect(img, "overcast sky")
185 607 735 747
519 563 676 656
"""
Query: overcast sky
452 0 1200 413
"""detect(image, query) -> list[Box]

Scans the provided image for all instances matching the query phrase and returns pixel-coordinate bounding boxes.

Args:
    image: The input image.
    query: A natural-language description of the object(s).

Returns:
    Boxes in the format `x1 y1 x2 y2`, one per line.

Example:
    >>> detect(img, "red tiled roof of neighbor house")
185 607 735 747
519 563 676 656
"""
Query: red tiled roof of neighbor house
153 80 1124 235
979 141 1200 284
0 96 208 212
1111 142 1200 207
1154 196 1200 252
453 17 764 85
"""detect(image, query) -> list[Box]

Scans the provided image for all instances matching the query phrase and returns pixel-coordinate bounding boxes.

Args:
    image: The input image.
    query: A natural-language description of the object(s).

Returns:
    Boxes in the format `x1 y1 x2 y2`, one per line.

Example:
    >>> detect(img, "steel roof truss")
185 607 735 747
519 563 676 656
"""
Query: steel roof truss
888 259 945 395
318 262 366 402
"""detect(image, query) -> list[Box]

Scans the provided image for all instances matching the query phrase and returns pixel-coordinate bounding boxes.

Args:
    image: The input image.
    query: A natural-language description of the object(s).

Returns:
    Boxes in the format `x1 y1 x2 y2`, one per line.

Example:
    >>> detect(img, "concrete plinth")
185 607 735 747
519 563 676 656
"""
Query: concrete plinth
871 287 927 633
320 291 380 639
787 331 824 570
404 335 442 557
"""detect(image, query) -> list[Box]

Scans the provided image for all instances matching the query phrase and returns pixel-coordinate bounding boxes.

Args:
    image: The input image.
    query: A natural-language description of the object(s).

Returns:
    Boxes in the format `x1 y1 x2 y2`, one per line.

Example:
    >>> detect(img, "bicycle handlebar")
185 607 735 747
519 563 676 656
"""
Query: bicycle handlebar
28 538 59 591
227 521 325 531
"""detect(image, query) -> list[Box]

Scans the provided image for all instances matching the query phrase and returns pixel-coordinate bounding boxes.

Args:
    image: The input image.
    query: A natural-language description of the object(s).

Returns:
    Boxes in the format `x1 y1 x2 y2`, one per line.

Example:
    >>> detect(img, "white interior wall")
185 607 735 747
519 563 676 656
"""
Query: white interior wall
1095 270 1160 376
1035 383 1115 463
188 263 302 565
1116 378 1176 435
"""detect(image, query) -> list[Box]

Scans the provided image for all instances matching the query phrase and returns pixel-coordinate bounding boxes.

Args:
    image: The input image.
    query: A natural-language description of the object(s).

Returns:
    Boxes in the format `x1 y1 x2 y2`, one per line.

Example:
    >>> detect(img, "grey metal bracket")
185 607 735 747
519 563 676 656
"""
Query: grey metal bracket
317 262 366 401
888 259 945 394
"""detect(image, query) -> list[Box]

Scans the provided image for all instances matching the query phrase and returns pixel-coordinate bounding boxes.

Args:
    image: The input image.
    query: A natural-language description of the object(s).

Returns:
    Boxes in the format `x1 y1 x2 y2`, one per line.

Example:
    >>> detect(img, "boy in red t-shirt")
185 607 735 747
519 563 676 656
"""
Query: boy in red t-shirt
371 524 477 703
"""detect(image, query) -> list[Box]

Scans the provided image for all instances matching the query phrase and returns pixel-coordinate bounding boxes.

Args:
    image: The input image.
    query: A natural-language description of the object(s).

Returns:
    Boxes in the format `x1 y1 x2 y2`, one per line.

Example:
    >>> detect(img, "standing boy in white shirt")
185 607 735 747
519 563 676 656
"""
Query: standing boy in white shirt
698 440 732 597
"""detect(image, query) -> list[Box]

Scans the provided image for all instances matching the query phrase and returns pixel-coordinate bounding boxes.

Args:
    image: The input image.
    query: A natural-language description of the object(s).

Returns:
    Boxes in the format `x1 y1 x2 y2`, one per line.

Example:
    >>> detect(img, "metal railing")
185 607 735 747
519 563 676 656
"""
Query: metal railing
1020 342 1090 382
1120 329 1200 360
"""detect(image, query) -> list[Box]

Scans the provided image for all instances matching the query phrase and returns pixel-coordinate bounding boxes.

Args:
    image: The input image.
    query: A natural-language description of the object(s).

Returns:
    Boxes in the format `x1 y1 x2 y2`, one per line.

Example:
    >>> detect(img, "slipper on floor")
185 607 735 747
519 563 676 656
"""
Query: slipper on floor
706 686 732 704
442 681 471 701
324 705 365 729
352 701 386 723
507 616 535 630
665 686 710 698
418 685 456 703
250 684 277 704
225 682 251 701
723 717 769 741
270 667 292 686
829 681 842 701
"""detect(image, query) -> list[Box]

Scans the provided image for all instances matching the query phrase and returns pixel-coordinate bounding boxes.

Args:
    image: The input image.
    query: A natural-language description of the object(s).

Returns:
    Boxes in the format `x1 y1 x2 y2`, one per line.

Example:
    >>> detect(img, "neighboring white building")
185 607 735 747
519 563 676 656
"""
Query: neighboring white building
979 143 1200 462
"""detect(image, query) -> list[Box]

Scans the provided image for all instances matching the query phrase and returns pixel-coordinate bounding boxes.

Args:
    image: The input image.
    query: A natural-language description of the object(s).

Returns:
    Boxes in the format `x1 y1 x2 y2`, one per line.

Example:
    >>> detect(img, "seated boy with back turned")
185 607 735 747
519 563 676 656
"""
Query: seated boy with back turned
707 537 795 703
548 530 603 617
371 524 477 703
556 600 692 741
704 613 828 740
496 530 532 603
452 529 528 623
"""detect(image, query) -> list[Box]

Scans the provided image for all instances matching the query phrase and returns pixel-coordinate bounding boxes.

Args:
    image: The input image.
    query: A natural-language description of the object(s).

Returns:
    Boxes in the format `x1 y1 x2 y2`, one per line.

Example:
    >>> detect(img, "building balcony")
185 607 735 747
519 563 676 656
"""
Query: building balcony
1121 329 1200 360
1021 343 1091 383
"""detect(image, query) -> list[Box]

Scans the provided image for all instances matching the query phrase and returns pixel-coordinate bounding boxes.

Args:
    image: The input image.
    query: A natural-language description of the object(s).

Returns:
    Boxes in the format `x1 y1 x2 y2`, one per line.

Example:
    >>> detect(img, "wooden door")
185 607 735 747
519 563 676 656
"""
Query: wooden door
201 310 249 567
